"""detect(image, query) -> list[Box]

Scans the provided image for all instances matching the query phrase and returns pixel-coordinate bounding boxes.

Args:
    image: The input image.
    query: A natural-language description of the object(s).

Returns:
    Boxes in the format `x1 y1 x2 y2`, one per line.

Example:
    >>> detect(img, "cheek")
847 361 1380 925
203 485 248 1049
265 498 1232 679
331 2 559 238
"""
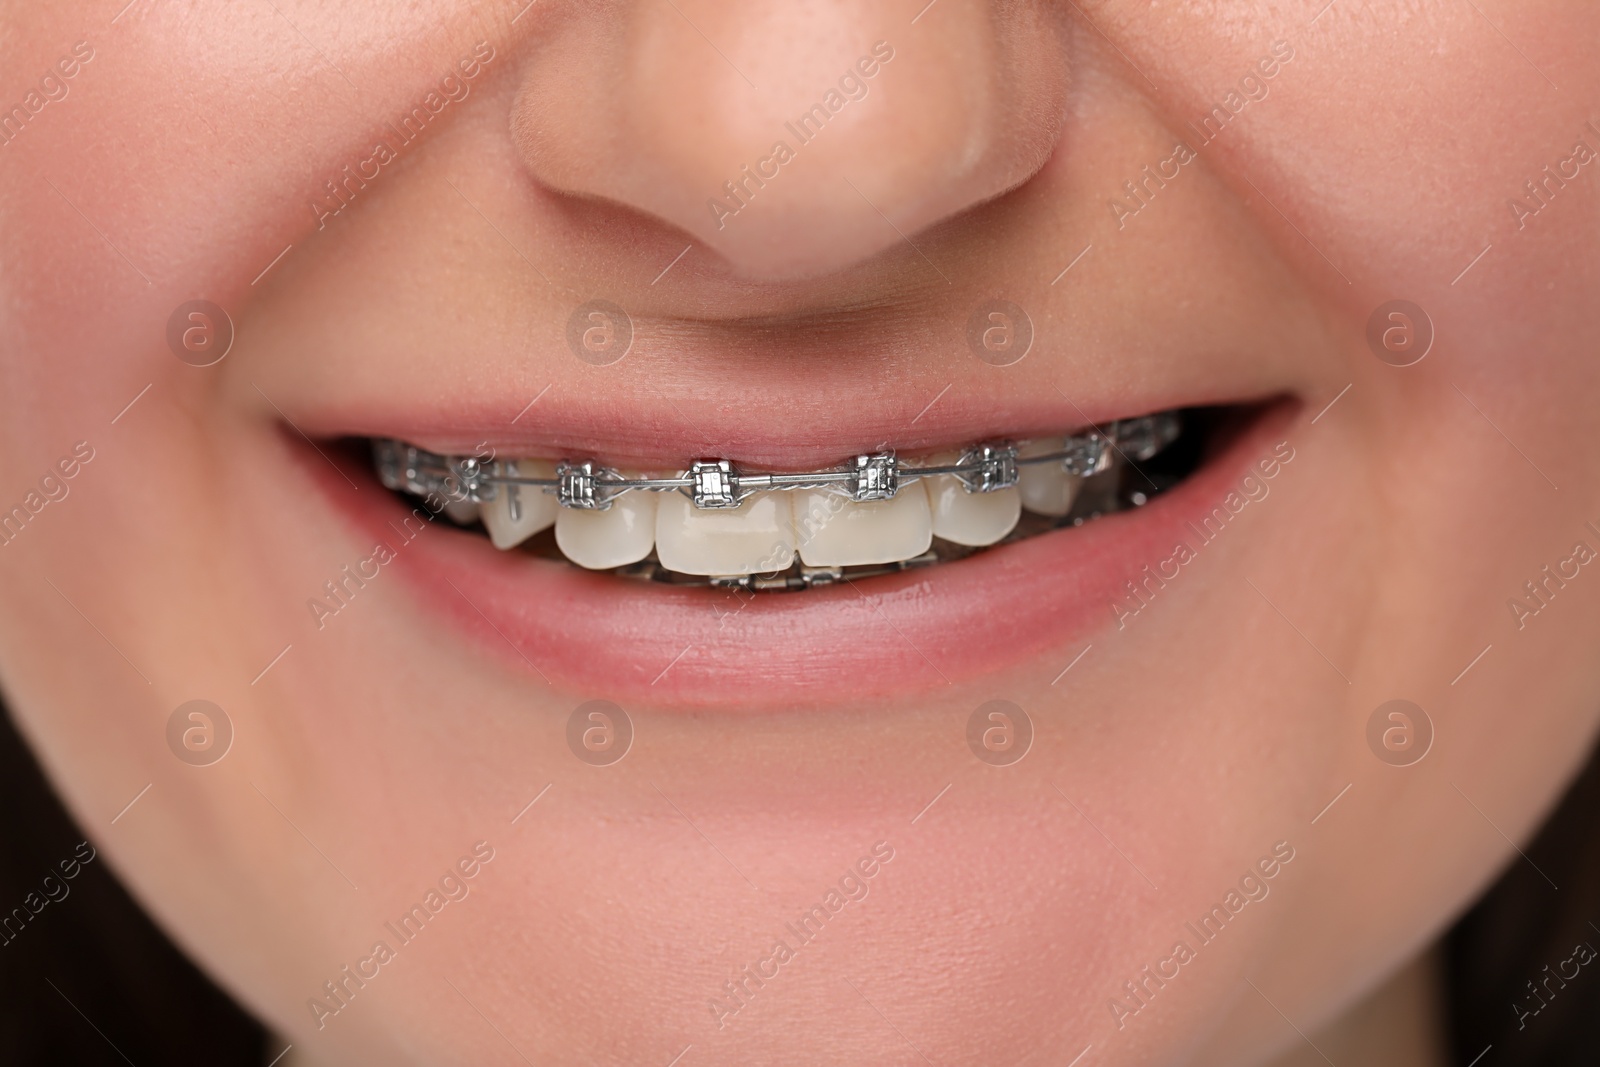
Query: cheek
1105 5 1600 386
0 2 496 465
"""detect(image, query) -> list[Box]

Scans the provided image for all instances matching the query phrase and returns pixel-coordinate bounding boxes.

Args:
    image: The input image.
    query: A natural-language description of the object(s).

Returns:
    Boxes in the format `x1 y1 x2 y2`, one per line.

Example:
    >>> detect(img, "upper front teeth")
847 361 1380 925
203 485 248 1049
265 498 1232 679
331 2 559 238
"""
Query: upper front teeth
459 468 1072 574
922 450 1024 547
555 481 657 570
796 487 934 568
656 486 798 575
374 411 1181 577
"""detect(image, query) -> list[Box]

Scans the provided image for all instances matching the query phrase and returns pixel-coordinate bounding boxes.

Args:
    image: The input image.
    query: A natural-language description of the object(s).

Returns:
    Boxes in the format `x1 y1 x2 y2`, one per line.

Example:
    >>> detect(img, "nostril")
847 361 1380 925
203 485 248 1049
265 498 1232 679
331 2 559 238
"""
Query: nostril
508 1 1072 281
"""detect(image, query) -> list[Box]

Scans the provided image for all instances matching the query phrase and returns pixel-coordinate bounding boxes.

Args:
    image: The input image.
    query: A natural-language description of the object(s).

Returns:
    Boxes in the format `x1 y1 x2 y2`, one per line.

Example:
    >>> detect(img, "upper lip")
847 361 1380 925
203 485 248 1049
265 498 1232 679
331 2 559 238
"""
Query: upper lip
240 213 1316 470
268 335 1263 471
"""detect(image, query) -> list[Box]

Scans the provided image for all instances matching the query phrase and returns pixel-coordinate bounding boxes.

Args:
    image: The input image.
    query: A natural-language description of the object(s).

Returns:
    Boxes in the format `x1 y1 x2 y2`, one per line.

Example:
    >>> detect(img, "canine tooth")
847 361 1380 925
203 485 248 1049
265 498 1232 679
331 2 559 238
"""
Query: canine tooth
443 499 480 525
793 490 932 567
556 482 658 569
922 451 1022 546
1017 438 1082 517
481 460 559 549
655 488 796 576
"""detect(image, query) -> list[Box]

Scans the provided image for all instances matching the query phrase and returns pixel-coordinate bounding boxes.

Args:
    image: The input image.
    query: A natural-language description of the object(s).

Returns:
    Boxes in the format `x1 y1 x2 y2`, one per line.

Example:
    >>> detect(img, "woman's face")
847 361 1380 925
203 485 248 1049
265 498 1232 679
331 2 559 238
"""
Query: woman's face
2 1 1597 1063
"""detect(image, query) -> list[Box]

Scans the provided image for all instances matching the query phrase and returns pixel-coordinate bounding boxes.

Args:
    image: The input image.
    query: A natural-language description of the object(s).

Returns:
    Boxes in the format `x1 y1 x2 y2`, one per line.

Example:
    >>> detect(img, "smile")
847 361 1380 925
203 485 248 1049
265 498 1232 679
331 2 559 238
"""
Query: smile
304 400 1285 705
370 410 1189 590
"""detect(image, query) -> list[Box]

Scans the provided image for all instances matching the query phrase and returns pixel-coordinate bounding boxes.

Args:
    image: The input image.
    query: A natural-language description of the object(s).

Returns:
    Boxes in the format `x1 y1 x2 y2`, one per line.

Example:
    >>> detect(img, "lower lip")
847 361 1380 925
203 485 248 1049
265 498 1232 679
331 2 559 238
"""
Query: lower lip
310 404 1293 710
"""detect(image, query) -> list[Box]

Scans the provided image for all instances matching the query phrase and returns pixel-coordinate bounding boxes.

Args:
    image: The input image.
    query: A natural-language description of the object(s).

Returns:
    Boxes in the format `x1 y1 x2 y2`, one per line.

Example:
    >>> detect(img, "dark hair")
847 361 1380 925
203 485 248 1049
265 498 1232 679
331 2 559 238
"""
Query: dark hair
0 699 1596 1064
0 703 266 1063
1446 742 1600 1063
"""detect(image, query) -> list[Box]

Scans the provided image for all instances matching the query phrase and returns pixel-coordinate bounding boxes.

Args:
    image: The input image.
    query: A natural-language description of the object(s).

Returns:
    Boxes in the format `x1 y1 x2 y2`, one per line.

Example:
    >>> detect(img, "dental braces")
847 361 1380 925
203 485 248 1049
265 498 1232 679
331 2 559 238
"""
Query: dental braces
374 411 1180 512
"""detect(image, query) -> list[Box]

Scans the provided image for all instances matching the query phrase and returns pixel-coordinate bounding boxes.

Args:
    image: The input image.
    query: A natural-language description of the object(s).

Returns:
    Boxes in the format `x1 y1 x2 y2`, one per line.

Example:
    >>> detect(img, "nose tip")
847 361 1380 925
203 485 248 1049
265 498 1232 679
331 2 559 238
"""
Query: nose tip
510 1 1071 281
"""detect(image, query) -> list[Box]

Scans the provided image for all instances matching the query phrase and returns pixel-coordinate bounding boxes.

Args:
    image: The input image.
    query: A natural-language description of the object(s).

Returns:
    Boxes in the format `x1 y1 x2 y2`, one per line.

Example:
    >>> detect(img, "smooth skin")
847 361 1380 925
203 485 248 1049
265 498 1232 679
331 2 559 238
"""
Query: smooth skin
1 1 1597 1064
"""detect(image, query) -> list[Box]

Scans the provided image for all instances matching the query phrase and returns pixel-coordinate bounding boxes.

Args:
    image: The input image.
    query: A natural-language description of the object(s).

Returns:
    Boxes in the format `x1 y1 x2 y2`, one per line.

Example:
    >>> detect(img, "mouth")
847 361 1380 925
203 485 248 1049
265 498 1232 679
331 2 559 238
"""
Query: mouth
303 398 1289 708
367 409 1188 591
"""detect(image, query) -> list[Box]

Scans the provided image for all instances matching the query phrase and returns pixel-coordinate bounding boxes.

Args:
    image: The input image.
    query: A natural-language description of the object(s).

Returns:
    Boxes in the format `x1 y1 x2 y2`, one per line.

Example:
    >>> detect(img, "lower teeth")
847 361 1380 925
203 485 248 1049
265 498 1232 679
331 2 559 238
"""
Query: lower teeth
369 409 1198 589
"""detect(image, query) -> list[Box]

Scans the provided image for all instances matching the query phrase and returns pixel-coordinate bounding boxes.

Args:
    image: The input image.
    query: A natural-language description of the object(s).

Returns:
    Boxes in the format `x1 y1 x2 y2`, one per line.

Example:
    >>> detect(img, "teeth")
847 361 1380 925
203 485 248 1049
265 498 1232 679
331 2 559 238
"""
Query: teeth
655 487 796 576
481 460 560 548
555 478 658 570
443 498 481 526
793 490 932 567
922 451 1022 547
456 429 1130 574
1017 438 1082 517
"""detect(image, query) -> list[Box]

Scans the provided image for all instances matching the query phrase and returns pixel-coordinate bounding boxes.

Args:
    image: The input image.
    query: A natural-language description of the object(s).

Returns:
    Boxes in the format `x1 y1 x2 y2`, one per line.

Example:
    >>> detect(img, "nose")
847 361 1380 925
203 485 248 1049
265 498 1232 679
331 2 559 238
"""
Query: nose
509 0 1072 281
